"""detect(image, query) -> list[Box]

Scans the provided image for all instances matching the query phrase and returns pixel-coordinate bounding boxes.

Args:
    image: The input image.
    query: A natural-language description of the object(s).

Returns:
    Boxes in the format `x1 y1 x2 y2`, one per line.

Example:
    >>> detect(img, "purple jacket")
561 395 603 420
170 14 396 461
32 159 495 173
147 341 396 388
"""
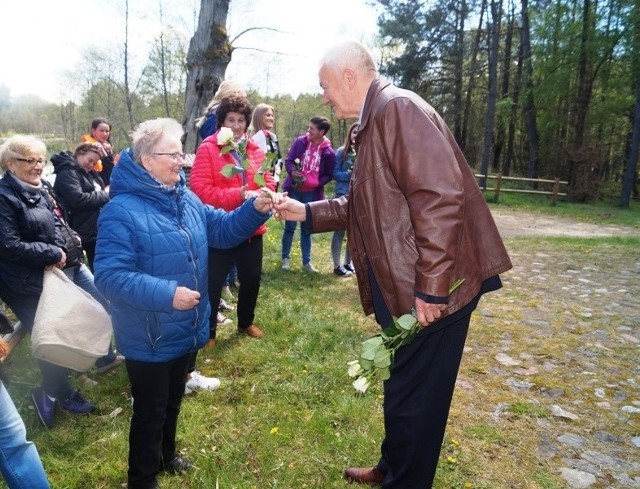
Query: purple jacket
282 134 335 201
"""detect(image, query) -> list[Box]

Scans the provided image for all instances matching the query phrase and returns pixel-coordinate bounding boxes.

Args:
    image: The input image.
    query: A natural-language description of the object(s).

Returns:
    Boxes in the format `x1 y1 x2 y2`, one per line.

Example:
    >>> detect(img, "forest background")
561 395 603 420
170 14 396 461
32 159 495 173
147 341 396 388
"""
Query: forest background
0 0 638 208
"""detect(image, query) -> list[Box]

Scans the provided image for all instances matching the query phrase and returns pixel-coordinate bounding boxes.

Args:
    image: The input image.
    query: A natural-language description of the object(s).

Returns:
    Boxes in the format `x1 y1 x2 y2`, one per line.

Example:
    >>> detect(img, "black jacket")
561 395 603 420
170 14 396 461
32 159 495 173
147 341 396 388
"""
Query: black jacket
51 151 109 244
41 180 85 269
0 173 65 299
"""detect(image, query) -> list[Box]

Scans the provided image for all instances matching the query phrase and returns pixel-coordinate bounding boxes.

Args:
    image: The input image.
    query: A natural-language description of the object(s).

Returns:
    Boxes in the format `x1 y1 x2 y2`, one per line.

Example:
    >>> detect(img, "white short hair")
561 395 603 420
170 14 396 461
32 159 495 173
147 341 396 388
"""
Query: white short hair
320 40 378 74
131 118 183 162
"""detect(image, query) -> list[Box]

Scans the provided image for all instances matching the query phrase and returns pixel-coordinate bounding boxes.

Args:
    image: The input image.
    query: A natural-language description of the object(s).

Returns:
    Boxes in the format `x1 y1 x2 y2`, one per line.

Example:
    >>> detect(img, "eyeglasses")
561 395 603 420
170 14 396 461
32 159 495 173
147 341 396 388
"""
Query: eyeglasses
16 157 46 167
153 152 186 162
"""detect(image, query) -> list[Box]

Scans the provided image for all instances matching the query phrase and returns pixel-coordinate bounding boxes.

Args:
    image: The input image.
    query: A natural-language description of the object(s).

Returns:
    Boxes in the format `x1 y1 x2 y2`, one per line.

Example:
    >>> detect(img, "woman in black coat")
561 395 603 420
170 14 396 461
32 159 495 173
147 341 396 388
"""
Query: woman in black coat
51 143 109 271
0 135 96 429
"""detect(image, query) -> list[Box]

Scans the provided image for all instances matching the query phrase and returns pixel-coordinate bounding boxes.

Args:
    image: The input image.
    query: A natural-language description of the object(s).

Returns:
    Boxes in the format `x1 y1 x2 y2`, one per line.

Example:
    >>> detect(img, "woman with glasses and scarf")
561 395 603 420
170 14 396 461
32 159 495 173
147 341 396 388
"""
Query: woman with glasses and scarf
0 135 97 430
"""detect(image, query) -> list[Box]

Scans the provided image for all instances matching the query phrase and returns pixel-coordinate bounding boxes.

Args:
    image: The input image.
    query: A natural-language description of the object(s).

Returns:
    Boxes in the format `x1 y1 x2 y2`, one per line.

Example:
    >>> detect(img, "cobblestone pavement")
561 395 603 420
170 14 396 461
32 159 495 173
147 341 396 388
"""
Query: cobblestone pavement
459 212 639 488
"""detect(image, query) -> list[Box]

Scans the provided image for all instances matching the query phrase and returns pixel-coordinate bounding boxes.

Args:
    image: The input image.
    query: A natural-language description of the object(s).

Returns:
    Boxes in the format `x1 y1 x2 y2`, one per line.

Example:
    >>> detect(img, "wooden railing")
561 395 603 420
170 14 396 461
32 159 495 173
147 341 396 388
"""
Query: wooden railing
475 173 568 206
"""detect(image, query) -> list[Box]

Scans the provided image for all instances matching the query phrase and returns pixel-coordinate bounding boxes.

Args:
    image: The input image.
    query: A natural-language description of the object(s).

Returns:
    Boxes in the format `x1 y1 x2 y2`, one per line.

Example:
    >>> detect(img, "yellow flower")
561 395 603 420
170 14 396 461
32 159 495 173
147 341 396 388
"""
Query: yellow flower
270 427 279 434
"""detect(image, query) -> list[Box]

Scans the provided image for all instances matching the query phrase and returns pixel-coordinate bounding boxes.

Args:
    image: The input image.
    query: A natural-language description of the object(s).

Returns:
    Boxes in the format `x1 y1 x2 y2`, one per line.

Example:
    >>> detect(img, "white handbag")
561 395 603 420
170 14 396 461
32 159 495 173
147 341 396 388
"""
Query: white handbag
31 268 112 372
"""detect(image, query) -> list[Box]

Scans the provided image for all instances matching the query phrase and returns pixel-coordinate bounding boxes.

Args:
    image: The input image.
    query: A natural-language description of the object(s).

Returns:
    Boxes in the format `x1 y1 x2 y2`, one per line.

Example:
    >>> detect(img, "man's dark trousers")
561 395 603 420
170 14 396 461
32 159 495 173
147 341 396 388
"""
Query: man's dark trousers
377 313 471 488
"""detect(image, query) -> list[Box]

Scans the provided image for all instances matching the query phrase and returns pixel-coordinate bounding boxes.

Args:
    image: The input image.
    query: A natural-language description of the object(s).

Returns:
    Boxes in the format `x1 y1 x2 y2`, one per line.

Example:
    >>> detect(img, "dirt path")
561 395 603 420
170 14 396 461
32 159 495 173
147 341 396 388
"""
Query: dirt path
491 208 640 238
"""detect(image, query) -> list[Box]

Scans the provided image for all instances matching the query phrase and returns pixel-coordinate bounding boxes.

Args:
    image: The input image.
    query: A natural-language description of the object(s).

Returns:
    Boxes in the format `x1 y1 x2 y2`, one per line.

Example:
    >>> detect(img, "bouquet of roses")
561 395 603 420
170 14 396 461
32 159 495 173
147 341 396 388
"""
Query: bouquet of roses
218 127 275 187
348 279 465 394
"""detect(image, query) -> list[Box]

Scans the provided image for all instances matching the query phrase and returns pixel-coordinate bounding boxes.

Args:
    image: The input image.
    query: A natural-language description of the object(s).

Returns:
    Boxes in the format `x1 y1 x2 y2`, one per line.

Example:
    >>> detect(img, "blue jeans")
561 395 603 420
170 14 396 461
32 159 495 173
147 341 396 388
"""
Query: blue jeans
281 190 315 265
0 382 50 488
223 264 238 287
63 265 117 367
331 192 350 267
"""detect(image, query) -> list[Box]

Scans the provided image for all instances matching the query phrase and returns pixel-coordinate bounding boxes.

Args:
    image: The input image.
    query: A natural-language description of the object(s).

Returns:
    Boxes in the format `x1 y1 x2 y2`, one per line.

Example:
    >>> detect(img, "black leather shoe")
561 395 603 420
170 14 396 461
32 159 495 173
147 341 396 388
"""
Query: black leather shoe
162 455 192 474
344 466 384 484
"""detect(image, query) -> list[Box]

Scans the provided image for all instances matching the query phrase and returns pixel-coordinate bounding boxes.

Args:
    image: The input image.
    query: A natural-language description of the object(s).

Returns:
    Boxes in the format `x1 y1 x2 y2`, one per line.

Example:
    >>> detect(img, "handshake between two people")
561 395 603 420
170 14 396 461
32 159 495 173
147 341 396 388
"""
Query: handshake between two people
173 190 308 312
245 186 307 223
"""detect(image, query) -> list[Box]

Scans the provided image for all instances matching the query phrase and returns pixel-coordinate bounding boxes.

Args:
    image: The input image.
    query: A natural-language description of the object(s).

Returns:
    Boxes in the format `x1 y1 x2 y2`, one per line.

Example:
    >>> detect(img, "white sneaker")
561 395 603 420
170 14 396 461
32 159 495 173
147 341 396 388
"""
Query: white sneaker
221 285 234 300
217 312 232 325
186 371 221 391
281 258 290 270
219 299 234 312
302 262 319 273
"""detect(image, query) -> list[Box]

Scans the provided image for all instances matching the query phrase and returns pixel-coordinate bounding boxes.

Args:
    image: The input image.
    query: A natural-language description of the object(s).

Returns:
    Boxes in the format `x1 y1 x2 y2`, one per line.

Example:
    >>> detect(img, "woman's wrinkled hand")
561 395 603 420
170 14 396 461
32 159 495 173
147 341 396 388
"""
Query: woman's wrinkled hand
173 286 200 310
252 195 273 214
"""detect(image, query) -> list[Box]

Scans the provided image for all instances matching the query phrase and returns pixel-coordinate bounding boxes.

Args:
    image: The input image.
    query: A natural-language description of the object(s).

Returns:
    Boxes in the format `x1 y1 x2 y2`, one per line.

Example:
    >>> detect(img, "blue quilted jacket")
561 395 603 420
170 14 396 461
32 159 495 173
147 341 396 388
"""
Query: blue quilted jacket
94 148 269 362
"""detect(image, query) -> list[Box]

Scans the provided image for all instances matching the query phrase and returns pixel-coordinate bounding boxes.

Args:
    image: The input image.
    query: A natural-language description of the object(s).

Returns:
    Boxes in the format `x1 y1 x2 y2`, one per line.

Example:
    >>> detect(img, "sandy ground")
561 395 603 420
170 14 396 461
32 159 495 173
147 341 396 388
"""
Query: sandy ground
490 208 640 238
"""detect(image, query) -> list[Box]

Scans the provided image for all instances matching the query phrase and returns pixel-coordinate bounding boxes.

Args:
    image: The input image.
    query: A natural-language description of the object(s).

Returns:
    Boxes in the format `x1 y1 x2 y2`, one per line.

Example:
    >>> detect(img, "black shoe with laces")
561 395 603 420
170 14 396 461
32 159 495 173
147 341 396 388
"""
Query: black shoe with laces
162 455 192 474
344 263 355 273
334 265 353 277
61 390 96 414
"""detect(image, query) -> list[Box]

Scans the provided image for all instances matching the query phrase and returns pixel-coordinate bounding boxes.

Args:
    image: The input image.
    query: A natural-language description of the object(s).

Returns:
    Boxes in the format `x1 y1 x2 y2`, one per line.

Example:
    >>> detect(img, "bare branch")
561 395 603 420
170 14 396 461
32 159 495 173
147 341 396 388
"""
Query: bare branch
230 26 288 44
232 46 296 56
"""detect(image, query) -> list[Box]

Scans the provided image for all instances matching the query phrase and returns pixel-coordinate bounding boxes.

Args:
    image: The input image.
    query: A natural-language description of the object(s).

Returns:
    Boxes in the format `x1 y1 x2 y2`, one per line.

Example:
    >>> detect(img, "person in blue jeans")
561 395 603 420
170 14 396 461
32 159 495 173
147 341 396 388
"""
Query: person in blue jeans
281 116 335 272
331 122 358 277
0 308 50 489
0 372 50 488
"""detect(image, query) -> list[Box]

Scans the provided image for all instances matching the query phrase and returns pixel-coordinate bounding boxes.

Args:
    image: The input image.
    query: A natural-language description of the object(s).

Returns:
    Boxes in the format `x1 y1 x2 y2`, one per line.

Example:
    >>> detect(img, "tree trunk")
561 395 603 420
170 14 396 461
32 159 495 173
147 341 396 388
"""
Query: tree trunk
461 0 487 151
453 0 467 145
568 0 595 202
502 31 523 177
480 0 502 187
521 0 539 179
621 74 640 207
621 4 640 208
123 0 135 132
493 1 515 172
183 0 232 153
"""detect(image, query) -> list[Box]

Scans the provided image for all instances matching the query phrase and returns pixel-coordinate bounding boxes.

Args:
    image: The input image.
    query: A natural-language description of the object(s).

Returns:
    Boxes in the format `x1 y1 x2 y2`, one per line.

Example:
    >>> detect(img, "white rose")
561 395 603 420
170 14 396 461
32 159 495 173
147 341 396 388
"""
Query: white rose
352 376 370 394
217 127 234 145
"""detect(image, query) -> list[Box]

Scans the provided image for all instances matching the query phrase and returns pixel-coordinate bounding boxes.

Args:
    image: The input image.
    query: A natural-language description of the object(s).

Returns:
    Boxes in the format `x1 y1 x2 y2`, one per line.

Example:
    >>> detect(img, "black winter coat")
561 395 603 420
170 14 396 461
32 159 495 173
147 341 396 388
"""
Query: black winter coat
0 173 65 299
51 151 109 244
41 180 85 269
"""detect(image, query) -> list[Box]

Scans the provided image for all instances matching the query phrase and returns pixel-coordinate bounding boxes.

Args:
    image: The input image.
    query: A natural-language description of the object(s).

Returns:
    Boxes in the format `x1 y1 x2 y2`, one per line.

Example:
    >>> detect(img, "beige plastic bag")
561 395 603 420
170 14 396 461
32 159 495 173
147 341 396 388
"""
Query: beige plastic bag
32 268 112 372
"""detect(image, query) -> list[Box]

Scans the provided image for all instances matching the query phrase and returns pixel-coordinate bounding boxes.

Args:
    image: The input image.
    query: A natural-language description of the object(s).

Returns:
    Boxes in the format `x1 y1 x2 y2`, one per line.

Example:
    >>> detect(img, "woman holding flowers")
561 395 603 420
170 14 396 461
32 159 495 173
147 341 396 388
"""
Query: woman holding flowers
280 116 335 273
191 96 276 340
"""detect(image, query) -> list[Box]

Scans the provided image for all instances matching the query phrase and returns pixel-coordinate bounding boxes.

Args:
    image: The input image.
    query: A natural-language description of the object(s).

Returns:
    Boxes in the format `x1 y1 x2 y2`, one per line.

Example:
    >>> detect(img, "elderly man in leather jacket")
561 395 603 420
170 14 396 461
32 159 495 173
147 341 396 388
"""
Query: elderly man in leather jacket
273 40 512 488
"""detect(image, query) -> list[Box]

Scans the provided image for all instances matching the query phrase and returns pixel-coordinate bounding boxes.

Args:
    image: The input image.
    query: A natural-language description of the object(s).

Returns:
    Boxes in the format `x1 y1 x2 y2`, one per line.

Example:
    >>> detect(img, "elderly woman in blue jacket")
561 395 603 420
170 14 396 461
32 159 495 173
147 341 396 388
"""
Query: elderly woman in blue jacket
94 118 273 489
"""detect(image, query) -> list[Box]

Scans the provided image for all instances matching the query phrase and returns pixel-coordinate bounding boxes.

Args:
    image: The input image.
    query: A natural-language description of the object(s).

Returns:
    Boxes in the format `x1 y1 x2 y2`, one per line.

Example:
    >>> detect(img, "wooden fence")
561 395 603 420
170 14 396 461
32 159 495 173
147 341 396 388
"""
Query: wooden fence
475 173 568 205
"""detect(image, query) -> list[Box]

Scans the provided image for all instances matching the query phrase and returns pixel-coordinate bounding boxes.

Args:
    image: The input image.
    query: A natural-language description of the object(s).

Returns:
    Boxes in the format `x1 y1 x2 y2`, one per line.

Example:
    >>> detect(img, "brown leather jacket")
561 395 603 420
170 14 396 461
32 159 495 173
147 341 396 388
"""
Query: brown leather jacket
309 79 512 319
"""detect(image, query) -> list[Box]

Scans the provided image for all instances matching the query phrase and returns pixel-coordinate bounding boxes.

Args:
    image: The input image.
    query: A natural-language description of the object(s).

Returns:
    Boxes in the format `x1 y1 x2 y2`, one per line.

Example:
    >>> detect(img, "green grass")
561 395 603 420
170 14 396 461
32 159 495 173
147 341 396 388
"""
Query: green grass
2 202 639 488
